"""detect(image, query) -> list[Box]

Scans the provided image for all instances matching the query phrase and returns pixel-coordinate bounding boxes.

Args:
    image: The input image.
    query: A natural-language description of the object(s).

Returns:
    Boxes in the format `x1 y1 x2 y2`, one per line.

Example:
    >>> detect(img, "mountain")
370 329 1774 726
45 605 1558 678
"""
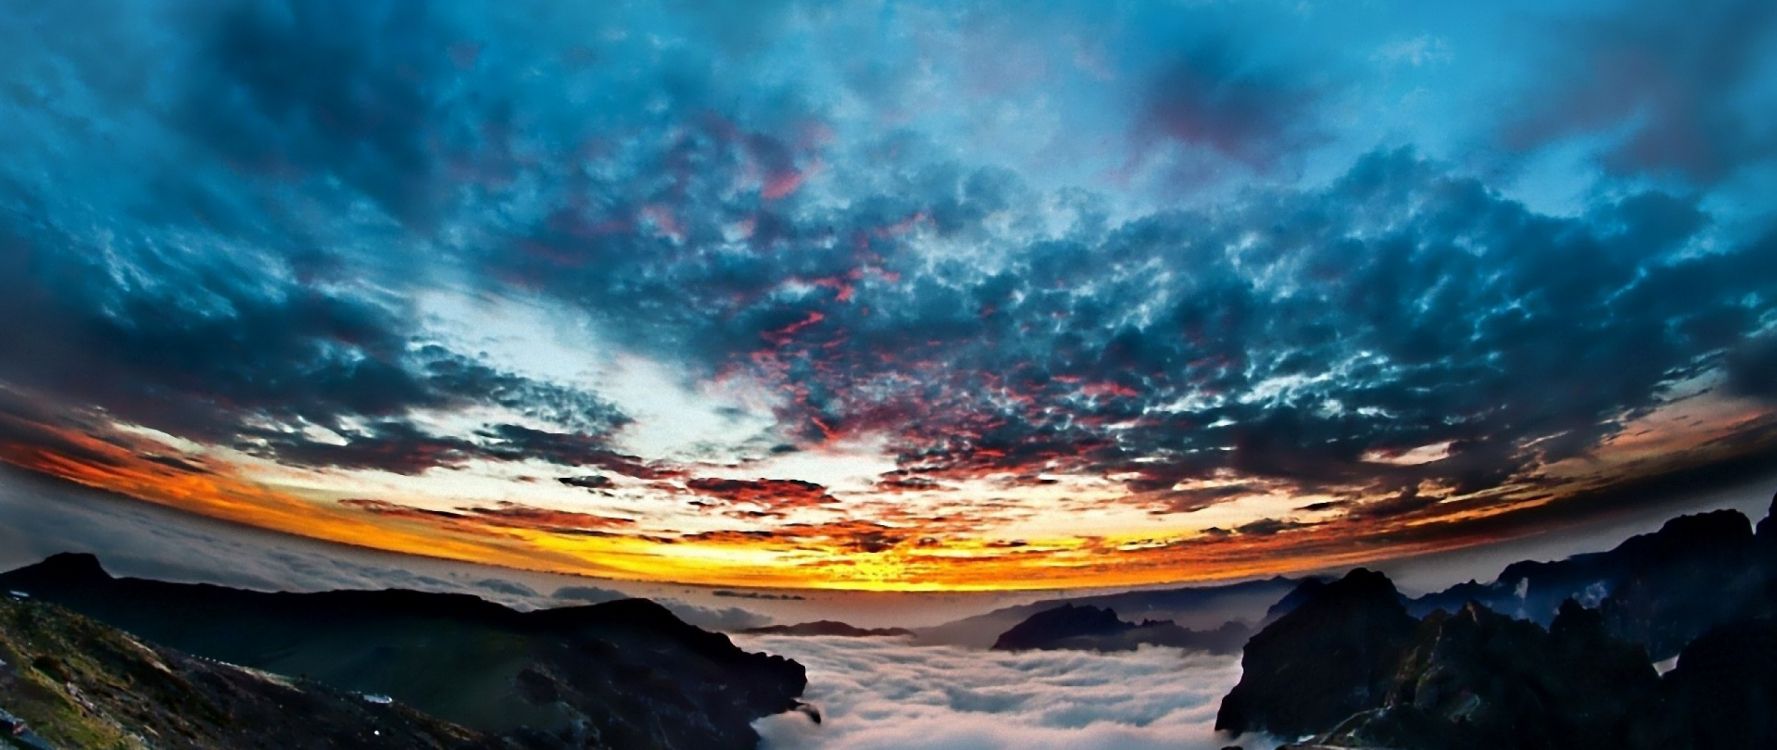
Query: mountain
1411 495 1777 659
1215 569 1418 739
990 603 1249 654
0 594 479 749
739 620 913 637
916 575 1302 648
0 554 806 749
1624 617 1777 748
1309 600 1660 750
1220 506 1777 750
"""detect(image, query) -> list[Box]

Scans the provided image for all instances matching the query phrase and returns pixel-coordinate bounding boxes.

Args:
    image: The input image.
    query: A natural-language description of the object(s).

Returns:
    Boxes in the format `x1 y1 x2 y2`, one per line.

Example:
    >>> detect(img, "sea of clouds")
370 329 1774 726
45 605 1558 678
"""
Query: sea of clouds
739 634 1279 750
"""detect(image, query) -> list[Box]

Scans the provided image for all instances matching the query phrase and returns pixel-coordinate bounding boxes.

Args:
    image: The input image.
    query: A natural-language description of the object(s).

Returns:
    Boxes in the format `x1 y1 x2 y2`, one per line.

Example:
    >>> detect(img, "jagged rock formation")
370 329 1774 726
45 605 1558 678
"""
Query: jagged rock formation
739 620 913 637
1215 569 1417 739
1624 617 1777 749
1313 600 1658 750
1226 498 1777 750
0 595 478 749
990 603 1249 654
0 554 806 749
1411 503 1773 659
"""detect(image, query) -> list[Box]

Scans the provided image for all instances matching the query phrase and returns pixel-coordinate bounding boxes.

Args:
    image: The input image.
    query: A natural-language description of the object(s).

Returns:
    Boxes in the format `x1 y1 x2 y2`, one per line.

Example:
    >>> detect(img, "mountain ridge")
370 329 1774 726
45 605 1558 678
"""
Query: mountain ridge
0 554 807 749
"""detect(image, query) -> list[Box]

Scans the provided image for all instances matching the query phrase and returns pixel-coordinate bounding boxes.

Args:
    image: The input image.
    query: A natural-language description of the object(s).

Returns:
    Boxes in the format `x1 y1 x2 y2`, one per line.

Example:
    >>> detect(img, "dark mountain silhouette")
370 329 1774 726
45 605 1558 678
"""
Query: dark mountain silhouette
1625 617 1777 748
0 594 478 749
739 620 913 637
1311 600 1660 750
916 575 1302 647
990 603 1249 653
1215 568 1418 739
1411 495 1777 659
1221 496 1777 749
0 554 806 749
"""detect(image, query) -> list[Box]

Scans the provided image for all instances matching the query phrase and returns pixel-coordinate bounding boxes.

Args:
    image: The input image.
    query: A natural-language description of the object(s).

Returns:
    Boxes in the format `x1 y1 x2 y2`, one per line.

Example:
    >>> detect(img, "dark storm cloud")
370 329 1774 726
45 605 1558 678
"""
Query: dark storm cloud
1726 333 1777 402
524 143 1773 510
1233 518 1311 537
341 497 635 537
178 0 493 228
557 474 614 491
685 478 840 512
1134 37 1330 173
1500 0 1777 183
0 211 627 478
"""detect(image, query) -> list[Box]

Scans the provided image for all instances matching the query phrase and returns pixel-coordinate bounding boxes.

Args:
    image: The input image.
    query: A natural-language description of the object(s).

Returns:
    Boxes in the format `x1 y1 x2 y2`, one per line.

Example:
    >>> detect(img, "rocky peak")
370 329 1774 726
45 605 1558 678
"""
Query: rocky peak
1756 491 1777 548
992 604 1129 651
3 553 111 589
1215 568 1417 738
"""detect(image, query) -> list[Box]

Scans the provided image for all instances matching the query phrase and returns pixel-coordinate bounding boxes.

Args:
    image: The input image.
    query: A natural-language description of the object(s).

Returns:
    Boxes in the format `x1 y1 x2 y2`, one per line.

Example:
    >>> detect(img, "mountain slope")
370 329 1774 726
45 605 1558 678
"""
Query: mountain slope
0 555 805 749
0 595 480 750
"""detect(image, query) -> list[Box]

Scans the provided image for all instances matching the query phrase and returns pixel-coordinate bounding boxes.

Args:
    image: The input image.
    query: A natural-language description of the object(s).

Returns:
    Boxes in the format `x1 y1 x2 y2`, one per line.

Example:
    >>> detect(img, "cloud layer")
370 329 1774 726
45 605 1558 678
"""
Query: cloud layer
741 634 1275 750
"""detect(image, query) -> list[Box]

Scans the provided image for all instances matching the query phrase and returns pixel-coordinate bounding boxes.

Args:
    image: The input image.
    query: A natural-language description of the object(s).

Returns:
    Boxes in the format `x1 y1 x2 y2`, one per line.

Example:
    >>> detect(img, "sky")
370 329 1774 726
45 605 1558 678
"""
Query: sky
0 0 1775 591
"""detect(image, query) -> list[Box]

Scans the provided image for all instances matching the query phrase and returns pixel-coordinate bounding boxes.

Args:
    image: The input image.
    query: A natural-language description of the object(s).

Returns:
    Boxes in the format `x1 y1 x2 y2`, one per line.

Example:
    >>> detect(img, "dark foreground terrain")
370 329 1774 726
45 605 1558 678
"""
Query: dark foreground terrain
1217 493 1777 749
0 556 807 749
0 595 478 749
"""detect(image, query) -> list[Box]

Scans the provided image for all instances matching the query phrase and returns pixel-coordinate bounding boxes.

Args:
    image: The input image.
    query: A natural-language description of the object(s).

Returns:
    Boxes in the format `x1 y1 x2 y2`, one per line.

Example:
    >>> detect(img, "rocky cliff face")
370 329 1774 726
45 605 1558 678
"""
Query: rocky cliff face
1214 569 1417 739
0 554 806 749
1313 600 1659 750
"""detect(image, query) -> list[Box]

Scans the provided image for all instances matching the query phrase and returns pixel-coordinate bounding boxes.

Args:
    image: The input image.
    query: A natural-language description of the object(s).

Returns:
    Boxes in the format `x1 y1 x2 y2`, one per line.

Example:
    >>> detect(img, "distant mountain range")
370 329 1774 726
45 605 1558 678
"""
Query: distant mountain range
1215 492 1777 749
1406 506 1775 660
739 620 913 637
990 603 1250 654
0 554 808 749
915 575 1302 648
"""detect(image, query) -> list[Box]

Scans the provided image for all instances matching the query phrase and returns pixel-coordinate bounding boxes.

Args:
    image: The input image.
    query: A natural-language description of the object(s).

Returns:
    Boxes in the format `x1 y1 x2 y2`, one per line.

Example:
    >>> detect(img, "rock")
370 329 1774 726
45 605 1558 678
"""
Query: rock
1320 599 1659 750
1756 491 1777 555
1214 568 1417 738
1257 577 1326 625
1625 617 1777 750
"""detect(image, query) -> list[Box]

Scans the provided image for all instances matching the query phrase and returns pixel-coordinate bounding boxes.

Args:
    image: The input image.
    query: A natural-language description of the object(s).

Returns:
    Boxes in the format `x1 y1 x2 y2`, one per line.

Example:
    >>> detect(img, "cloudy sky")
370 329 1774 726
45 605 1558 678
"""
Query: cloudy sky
1 0 1775 591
